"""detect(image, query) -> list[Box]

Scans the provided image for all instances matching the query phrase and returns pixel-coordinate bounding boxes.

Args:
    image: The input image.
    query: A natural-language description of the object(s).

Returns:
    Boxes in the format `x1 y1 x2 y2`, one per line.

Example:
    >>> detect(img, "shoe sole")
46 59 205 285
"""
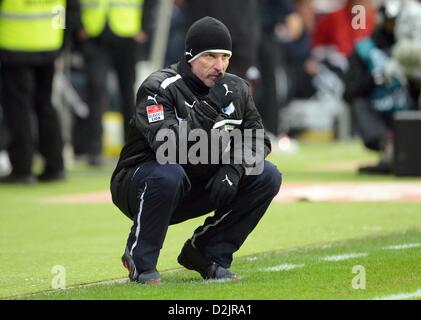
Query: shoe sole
121 249 138 282
122 250 161 285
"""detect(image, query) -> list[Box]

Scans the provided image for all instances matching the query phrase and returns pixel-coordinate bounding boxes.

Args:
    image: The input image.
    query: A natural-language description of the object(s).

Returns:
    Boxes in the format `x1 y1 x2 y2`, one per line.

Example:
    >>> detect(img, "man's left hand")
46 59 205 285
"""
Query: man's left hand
206 76 239 111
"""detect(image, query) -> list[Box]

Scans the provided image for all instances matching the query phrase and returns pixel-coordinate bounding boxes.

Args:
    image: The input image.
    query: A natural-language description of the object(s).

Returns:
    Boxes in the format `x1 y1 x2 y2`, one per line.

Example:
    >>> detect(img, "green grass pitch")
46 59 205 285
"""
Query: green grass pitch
1 141 420 300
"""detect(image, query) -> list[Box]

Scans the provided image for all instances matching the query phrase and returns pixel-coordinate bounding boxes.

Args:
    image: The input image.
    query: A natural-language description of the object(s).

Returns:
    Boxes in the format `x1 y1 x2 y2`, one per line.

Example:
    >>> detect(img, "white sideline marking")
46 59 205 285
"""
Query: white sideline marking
246 257 258 262
205 276 244 284
264 264 305 272
275 182 421 202
76 278 128 288
323 253 368 262
374 289 421 300
383 243 421 250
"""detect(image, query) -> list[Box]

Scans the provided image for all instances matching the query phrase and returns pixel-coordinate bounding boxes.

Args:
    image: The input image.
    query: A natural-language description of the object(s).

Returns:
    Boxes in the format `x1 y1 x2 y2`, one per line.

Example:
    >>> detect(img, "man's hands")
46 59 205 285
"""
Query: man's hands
205 165 242 208
206 76 239 111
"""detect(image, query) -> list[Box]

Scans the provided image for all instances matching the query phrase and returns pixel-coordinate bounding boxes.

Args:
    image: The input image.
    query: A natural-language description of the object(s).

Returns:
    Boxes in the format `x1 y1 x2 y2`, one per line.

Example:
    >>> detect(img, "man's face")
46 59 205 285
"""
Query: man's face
190 52 230 87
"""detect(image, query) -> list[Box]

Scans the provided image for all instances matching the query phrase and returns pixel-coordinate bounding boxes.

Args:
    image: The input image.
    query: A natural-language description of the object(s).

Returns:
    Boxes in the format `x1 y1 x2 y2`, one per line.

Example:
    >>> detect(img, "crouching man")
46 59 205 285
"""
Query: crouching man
110 17 282 284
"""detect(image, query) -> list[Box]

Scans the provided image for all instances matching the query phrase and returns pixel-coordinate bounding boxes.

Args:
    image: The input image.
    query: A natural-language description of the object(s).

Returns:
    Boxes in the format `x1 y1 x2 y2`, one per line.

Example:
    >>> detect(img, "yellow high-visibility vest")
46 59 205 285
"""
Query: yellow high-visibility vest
0 0 66 52
80 0 143 38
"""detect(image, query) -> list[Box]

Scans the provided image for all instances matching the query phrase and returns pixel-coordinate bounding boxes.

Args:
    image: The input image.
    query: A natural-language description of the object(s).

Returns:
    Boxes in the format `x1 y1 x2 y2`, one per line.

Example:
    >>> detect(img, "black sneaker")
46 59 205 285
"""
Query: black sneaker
205 262 238 281
37 170 66 182
177 239 237 281
137 269 162 284
0 173 37 185
358 162 392 175
121 248 161 284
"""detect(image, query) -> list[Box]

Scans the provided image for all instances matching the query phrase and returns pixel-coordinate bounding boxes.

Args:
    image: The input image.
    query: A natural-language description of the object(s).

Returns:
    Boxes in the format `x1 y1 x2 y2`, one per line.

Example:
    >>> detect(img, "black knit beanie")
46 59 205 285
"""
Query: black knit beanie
185 16 232 63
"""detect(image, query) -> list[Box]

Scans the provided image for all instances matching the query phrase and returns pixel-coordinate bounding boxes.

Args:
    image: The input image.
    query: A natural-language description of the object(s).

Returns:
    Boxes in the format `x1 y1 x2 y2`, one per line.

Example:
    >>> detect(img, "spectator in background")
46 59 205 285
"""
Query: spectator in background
344 2 415 174
283 0 318 101
165 0 188 66
75 0 148 166
0 0 79 184
276 0 376 144
310 0 377 95
312 0 376 58
392 0 421 94
256 0 303 138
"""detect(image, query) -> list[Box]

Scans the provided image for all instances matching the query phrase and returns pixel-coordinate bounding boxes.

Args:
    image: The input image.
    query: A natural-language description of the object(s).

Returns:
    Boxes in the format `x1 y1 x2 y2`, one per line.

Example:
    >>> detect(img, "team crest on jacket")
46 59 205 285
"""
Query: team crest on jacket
146 104 164 123
222 102 235 115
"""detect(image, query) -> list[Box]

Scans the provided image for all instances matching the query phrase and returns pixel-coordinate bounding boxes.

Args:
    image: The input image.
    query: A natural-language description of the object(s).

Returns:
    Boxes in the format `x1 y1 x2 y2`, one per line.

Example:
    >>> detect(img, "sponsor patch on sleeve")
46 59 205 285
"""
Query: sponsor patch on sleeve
146 104 164 123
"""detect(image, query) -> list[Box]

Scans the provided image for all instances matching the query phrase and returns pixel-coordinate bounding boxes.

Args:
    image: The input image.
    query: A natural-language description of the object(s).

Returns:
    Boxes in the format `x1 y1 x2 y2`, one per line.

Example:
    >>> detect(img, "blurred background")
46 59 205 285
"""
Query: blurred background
0 0 420 180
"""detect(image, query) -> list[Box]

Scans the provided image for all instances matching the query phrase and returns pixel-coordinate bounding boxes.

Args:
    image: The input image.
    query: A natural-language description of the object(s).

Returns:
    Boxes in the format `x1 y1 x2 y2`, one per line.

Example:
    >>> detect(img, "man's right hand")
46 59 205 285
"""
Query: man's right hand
206 76 239 111
205 165 242 208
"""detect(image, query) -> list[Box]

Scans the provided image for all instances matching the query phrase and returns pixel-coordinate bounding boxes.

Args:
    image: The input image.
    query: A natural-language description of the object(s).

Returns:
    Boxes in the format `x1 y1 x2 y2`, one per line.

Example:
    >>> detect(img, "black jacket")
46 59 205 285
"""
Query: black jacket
112 60 271 182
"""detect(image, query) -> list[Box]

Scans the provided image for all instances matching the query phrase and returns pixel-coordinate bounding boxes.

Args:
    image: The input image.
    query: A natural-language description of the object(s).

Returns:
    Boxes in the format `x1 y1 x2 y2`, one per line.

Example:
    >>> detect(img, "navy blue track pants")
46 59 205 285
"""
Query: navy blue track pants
120 160 282 273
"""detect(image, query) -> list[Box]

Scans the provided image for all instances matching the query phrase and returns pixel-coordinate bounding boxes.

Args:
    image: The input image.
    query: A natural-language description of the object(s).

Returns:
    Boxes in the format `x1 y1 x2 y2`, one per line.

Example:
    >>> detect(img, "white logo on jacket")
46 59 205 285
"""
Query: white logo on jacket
222 174 233 186
223 84 233 96
147 94 158 105
184 100 196 108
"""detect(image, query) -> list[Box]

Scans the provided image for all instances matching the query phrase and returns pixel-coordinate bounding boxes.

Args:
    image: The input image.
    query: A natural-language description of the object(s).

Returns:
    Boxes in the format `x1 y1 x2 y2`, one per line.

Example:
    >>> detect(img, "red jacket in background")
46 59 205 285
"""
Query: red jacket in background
312 4 376 57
